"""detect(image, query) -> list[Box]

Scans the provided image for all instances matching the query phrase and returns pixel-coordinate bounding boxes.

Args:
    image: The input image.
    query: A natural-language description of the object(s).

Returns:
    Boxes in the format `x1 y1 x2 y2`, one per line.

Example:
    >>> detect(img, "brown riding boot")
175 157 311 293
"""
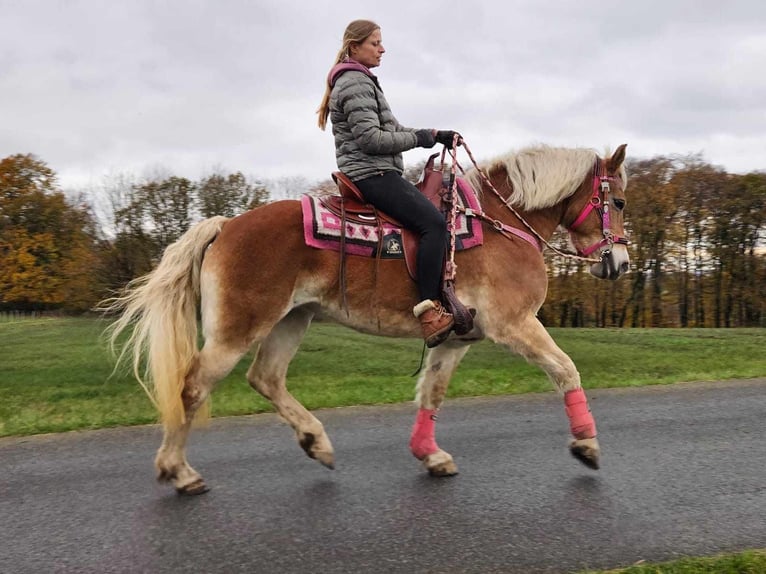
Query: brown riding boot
413 299 455 348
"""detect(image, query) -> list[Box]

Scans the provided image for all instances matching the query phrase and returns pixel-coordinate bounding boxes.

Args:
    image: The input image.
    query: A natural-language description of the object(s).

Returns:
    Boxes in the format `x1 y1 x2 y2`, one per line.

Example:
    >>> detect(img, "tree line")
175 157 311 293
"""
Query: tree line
542 155 766 328
0 154 269 311
1 152 764 326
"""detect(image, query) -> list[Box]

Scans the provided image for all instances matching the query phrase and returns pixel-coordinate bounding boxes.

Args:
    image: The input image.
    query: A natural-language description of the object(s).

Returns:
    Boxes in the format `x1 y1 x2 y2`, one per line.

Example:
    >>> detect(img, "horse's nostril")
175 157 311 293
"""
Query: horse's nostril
620 261 630 273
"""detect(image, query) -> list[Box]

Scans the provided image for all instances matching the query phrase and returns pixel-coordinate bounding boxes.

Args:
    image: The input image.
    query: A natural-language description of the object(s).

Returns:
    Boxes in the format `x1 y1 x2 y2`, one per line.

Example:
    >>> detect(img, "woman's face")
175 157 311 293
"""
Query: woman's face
350 29 385 68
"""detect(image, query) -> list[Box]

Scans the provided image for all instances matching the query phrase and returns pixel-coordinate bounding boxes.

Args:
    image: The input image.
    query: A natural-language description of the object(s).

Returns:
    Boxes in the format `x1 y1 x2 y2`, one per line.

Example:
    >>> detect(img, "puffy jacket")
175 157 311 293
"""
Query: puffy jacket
329 65 426 181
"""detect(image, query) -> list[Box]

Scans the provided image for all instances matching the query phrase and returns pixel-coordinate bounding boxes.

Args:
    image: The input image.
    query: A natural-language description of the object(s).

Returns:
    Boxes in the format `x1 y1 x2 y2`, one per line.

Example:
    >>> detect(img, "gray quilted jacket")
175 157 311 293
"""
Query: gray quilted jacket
329 66 429 181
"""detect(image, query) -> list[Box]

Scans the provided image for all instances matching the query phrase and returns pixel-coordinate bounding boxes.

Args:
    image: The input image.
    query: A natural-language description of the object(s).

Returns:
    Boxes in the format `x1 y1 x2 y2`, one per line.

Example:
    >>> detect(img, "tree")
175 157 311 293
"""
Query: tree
0 154 100 311
617 157 678 327
737 173 766 326
93 176 155 291
670 159 725 326
708 172 766 326
197 172 267 217
97 170 273 291
137 176 194 256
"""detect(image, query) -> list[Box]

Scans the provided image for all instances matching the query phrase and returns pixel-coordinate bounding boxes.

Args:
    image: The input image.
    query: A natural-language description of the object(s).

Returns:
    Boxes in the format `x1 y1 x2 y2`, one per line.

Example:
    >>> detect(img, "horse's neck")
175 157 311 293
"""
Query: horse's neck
481 181 565 242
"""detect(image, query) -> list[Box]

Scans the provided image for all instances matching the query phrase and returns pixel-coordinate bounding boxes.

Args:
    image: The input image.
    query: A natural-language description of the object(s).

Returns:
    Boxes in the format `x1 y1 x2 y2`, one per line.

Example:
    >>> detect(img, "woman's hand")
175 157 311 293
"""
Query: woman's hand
435 130 462 149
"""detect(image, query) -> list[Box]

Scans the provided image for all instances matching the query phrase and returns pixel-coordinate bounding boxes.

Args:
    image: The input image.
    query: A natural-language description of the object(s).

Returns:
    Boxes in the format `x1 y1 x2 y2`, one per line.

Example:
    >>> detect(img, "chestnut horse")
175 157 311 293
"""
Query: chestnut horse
106 143 630 494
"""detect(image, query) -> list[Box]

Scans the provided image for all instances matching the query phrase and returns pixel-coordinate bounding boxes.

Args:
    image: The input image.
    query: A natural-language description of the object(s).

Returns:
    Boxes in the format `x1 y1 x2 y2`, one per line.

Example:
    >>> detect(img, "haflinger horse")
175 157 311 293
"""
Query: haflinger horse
105 143 630 495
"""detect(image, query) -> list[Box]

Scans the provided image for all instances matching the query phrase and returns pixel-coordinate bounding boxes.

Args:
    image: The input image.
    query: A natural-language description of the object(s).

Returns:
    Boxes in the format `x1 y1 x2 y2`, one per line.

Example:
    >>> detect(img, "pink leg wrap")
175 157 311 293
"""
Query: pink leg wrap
409 408 439 460
564 388 597 439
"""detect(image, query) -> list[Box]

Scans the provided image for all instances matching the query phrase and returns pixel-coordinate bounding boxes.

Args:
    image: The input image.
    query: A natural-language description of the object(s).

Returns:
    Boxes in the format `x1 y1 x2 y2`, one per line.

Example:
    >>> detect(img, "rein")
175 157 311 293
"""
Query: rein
445 138 627 264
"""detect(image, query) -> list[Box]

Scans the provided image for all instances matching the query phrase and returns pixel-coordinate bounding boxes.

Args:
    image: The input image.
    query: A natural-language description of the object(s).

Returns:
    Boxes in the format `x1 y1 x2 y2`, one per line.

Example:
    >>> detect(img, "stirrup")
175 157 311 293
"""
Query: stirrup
441 281 474 335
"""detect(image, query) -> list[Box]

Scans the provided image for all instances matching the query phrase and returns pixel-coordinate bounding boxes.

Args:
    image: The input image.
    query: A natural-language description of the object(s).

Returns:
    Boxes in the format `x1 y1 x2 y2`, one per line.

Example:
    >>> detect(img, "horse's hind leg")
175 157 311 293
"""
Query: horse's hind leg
155 340 247 494
246 307 335 469
411 341 471 476
493 315 600 469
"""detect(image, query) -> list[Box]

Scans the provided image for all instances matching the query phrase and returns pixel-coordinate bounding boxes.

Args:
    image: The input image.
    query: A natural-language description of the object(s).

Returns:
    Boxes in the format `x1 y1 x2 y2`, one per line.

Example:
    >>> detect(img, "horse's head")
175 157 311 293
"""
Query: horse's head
565 143 630 280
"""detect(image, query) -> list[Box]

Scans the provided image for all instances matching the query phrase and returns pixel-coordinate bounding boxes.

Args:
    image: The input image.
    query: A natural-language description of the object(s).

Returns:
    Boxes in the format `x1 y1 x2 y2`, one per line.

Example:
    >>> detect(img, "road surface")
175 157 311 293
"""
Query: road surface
1 379 764 573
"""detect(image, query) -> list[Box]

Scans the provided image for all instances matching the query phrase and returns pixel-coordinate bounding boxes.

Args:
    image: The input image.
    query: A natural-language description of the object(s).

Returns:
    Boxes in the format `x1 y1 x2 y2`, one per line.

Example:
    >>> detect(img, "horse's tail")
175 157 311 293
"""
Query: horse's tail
102 216 230 431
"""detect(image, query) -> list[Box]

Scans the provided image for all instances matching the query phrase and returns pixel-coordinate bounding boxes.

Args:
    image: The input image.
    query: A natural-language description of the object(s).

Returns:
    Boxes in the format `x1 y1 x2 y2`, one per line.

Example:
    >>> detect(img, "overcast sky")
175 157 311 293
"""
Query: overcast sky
2 0 765 195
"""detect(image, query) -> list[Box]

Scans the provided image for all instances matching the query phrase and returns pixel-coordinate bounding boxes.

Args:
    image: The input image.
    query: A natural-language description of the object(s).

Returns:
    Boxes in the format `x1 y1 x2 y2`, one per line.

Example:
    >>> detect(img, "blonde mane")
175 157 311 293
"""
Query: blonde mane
465 145 600 210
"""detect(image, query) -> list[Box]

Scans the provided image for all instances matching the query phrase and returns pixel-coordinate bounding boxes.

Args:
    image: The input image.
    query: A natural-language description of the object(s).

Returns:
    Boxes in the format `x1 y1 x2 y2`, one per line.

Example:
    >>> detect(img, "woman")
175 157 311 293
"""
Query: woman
317 19 460 348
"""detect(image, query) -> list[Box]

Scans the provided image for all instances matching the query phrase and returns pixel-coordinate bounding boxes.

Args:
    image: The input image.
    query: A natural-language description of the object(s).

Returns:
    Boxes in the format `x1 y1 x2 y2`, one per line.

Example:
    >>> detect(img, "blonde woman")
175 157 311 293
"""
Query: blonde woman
317 19 460 347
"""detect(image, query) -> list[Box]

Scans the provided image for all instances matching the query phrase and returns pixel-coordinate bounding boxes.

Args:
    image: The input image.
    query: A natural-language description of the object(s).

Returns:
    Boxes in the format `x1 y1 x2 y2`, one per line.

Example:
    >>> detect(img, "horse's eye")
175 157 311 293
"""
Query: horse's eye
613 198 626 211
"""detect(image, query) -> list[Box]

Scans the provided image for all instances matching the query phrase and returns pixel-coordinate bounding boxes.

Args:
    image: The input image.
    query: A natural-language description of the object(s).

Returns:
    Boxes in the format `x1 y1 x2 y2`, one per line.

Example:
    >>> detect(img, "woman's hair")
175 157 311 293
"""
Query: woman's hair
317 19 380 130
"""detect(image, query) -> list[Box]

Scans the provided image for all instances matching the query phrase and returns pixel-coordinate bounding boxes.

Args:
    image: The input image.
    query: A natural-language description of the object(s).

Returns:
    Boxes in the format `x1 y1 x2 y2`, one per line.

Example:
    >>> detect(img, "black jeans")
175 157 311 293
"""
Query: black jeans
354 171 447 301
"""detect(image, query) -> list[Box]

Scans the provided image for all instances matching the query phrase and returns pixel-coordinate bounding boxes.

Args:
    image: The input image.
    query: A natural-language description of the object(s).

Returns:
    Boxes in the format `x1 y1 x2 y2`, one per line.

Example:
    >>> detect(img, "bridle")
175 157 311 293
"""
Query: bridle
566 160 630 257
446 139 629 265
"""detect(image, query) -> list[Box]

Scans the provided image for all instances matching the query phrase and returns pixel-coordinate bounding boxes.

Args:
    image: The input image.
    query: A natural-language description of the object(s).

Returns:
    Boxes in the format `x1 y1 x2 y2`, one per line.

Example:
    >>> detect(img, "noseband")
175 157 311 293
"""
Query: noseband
567 161 629 257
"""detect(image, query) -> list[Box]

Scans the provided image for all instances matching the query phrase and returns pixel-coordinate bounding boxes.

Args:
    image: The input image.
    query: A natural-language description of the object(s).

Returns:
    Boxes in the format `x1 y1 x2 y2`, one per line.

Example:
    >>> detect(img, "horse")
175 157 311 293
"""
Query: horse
105 143 630 495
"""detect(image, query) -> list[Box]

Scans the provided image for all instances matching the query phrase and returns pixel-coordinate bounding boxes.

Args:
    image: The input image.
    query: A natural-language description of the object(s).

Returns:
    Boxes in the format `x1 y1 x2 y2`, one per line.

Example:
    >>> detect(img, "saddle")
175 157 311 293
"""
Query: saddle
322 154 474 336
320 172 421 280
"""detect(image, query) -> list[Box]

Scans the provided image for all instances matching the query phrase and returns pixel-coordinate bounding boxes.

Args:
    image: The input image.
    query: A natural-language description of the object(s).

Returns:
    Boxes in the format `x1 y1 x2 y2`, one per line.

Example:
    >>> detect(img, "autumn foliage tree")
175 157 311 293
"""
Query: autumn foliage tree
0 154 100 311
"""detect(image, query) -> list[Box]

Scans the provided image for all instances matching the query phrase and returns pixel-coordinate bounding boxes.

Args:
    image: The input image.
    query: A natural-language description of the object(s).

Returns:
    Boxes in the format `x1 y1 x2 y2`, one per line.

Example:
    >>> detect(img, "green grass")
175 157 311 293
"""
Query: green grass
581 549 766 573
1 318 765 437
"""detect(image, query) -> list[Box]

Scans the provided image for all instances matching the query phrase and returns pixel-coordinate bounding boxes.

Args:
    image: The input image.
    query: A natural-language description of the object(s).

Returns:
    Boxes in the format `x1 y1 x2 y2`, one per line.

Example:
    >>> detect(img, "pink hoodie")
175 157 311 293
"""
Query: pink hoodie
327 58 377 88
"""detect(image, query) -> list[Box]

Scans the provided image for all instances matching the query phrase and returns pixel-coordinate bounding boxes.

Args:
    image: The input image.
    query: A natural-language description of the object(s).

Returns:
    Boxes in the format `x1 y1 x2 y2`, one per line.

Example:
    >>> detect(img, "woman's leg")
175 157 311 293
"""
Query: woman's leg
355 171 447 301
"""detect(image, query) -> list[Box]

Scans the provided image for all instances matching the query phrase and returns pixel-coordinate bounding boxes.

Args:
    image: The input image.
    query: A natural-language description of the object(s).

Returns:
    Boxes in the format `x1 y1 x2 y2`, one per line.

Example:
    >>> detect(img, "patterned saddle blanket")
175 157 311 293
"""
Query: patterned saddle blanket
300 176 484 259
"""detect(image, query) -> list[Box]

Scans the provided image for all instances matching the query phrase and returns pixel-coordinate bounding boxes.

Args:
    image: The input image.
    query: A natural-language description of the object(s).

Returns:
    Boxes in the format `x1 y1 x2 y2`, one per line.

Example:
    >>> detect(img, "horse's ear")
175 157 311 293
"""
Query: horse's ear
608 143 627 172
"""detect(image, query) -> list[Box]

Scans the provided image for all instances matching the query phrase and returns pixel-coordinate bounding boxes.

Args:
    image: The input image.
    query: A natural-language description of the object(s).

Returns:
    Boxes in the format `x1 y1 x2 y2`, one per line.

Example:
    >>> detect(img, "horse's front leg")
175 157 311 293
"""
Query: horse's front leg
491 315 600 469
411 341 471 476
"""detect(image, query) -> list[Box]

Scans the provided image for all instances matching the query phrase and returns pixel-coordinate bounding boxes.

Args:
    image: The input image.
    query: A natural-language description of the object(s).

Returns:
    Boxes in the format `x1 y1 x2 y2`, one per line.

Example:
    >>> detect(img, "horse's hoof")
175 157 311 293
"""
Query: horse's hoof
176 478 210 496
570 438 600 470
299 432 335 469
314 451 335 470
428 465 458 477
423 450 458 477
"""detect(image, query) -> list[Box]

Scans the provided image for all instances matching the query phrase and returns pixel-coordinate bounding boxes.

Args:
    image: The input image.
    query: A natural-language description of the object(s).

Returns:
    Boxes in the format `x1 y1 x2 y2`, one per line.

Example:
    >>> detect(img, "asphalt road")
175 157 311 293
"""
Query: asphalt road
1 379 765 574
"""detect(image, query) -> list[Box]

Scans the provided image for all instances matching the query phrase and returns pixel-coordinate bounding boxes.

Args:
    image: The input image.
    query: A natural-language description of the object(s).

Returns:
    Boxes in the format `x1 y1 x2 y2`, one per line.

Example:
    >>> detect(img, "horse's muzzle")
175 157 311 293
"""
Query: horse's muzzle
589 249 630 280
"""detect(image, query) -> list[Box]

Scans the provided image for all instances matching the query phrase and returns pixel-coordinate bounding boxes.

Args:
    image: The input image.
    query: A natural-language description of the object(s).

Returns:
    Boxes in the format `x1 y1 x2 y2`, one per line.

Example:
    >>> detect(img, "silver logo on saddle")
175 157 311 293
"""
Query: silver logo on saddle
385 238 402 255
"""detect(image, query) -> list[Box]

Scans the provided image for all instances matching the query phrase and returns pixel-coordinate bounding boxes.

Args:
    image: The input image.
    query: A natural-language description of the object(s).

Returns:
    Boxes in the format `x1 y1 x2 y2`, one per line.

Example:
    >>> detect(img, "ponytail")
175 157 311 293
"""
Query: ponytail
316 46 348 130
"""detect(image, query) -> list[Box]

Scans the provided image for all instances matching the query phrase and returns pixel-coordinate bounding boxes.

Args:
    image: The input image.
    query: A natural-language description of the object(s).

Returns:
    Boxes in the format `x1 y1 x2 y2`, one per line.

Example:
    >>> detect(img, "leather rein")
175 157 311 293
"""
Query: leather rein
446 138 629 264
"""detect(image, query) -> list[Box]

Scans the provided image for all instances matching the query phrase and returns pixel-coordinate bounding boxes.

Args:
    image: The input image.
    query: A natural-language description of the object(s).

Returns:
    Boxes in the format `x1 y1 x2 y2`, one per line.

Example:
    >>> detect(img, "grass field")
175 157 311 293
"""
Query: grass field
1 317 764 437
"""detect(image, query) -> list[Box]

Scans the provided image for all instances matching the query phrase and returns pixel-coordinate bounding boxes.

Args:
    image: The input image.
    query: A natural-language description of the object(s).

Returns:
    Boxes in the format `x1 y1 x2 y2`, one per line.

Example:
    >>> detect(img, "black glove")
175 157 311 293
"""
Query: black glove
435 130 462 149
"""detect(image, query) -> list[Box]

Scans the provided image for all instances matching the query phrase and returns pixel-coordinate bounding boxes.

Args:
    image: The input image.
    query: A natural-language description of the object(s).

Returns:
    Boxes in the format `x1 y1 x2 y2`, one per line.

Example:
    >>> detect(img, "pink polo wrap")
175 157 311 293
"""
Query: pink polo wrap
564 388 597 439
409 408 439 460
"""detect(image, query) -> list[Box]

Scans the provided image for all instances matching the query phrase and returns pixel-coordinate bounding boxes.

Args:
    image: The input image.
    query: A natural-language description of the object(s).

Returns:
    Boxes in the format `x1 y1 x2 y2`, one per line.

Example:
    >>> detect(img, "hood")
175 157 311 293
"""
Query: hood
327 58 376 87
